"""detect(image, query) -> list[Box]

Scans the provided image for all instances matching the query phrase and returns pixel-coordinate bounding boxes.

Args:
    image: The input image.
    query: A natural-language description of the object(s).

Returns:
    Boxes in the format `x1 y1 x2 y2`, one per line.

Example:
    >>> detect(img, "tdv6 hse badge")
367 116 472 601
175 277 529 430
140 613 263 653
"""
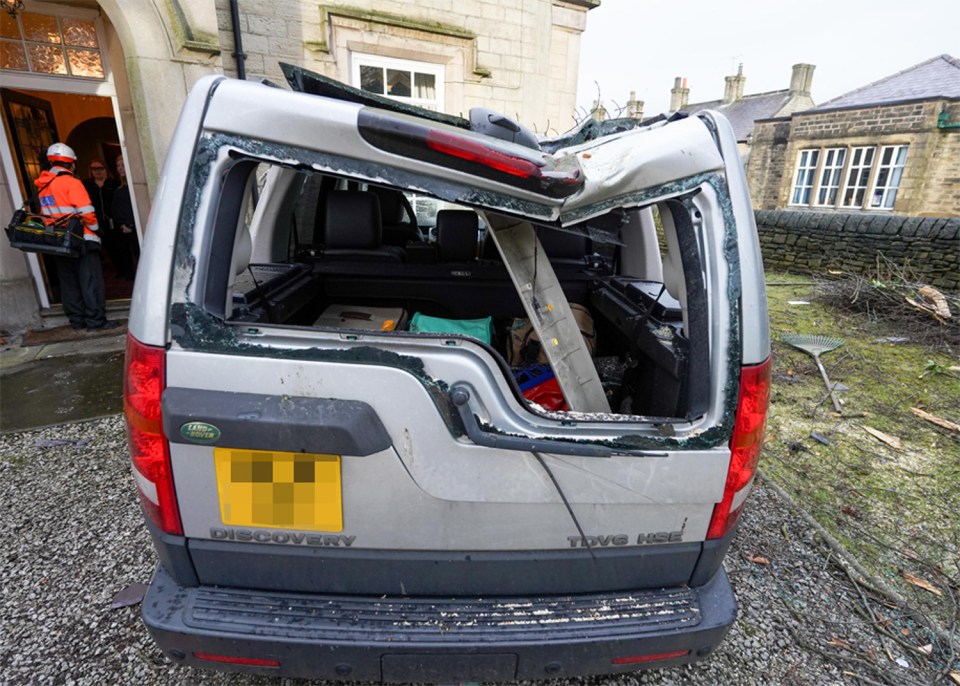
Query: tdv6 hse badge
567 531 684 548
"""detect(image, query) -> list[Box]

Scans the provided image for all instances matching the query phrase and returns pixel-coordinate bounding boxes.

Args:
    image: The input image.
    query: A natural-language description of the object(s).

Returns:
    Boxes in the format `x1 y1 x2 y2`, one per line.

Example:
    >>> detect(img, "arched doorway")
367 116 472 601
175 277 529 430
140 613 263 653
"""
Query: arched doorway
0 3 140 309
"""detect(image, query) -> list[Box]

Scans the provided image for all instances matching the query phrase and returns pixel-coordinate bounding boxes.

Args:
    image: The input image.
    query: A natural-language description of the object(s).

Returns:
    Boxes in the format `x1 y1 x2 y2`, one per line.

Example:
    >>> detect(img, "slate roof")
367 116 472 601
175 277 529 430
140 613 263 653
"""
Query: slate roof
683 91 796 142
812 54 960 111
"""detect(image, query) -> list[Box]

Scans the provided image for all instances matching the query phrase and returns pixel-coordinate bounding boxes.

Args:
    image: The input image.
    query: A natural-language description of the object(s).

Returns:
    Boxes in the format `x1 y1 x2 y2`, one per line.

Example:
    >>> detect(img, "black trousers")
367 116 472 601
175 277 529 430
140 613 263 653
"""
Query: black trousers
102 226 134 280
56 243 106 329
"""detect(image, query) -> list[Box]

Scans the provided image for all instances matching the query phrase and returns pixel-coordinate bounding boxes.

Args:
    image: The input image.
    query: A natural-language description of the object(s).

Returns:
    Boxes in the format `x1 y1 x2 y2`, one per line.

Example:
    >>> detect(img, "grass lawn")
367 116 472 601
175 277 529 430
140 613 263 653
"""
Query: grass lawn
761 269 959 641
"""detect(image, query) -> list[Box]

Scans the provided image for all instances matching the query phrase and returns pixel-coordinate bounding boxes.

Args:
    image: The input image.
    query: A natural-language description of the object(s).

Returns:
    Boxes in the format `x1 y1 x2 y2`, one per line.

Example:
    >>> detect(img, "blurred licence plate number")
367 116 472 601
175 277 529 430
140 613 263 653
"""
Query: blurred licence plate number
214 448 342 531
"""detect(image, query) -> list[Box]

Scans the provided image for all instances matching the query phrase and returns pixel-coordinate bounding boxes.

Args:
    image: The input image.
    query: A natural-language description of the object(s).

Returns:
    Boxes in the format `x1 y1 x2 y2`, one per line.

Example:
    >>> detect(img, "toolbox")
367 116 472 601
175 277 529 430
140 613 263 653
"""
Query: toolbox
314 304 406 331
514 364 568 411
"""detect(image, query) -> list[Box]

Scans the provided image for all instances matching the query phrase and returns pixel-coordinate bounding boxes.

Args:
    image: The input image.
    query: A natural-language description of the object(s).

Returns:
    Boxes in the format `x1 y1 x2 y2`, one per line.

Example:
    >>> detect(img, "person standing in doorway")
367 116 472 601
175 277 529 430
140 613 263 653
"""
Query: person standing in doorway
36 143 119 331
111 154 140 279
82 158 126 279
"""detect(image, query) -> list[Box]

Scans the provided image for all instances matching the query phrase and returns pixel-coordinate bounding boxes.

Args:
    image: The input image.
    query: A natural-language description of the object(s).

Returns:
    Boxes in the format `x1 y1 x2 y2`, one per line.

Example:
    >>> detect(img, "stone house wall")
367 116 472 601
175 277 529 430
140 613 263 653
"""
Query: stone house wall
755 210 959 291
746 118 791 210
747 99 960 217
212 0 595 136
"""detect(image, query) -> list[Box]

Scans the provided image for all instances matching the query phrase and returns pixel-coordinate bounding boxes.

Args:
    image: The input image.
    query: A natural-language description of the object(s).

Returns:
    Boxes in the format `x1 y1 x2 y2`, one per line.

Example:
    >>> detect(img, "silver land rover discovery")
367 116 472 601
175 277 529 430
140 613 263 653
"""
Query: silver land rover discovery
125 64 770 682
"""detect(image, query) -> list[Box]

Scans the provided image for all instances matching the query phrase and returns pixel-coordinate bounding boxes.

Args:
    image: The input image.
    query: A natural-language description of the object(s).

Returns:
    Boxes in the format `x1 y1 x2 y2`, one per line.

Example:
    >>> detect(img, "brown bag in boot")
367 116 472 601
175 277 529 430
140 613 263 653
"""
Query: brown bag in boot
507 303 596 367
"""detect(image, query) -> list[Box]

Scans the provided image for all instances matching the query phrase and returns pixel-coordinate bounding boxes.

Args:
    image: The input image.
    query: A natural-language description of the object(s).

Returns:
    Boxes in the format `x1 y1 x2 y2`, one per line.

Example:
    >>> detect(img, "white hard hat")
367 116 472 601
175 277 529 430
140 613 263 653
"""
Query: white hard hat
47 142 77 164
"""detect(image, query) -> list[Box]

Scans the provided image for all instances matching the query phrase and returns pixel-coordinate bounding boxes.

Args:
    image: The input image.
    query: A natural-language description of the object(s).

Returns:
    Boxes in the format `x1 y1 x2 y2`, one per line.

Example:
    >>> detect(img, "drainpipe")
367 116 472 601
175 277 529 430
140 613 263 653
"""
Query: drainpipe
229 0 246 80
229 0 257 206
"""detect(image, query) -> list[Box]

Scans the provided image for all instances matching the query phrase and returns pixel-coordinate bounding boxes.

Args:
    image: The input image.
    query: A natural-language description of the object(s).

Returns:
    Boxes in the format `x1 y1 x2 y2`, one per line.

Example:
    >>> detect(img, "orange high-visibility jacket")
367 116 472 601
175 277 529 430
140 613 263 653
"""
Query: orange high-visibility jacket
35 166 100 244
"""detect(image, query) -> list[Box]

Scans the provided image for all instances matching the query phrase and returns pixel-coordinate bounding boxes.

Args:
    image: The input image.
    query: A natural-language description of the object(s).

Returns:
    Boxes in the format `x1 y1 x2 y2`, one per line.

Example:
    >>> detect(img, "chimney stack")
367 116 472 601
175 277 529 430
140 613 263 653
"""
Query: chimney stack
626 90 644 120
790 63 815 96
670 77 689 111
590 99 607 122
723 63 745 104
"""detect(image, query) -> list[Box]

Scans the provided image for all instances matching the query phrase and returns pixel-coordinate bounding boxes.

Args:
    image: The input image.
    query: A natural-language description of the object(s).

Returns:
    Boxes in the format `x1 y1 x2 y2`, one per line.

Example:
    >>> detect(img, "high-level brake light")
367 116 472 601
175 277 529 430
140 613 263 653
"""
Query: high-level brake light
357 109 582 198
426 129 542 178
706 357 771 540
124 333 182 535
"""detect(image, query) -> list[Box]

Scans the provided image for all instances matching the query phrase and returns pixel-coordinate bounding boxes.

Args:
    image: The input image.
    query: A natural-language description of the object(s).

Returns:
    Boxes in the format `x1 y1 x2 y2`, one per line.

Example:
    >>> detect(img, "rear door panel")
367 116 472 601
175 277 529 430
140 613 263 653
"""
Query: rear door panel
165 347 728 552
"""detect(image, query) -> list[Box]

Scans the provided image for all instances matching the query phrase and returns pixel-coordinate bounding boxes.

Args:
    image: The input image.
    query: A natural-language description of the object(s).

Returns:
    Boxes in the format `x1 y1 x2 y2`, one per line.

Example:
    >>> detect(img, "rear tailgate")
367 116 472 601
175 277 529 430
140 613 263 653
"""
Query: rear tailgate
162 339 730 595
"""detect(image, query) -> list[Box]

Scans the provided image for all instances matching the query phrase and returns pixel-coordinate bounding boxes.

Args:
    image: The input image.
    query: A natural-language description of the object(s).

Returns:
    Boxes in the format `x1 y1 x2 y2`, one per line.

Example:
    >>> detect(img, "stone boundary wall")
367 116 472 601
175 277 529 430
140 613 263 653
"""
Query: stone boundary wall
755 210 959 291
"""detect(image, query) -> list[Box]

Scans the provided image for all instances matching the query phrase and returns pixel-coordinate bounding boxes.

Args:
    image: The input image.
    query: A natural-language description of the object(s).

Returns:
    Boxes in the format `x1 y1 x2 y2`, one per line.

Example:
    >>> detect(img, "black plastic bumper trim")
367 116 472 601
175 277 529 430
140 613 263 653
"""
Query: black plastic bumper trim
142 563 736 681
162 388 391 455
187 540 701 596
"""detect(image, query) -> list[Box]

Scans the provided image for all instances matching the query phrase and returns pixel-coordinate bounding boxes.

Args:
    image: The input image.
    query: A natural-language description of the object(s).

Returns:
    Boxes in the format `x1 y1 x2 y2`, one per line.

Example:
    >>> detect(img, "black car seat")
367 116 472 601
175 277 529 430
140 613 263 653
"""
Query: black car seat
322 191 404 262
369 186 422 246
436 210 479 262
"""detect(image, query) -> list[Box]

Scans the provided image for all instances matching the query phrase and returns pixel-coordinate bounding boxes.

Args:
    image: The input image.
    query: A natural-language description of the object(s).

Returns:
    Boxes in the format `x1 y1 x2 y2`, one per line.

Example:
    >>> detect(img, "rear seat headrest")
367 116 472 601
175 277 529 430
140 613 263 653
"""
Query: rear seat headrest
537 229 591 260
325 191 382 249
436 209 479 262
369 186 405 223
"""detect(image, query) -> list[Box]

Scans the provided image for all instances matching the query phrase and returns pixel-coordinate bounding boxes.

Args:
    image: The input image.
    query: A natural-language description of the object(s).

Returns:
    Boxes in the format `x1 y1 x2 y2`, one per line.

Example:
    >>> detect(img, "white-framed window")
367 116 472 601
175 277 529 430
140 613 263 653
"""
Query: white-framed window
815 147 846 206
869 145 908 210
790 149 820 205
841 146 876 208
350 53 444 111
0 10 104 79
789 144 910 211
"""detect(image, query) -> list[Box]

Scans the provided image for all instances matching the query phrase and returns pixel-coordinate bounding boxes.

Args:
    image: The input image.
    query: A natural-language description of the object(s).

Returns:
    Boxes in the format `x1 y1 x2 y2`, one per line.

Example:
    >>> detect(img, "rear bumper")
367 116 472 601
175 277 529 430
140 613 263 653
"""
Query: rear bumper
142 563 736 682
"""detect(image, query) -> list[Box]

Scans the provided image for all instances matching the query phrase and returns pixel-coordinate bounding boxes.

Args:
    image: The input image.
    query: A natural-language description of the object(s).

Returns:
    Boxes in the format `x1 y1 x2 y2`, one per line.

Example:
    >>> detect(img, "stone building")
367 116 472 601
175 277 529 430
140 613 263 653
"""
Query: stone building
747 54 960 216
1 0 597 331
668 64 816 159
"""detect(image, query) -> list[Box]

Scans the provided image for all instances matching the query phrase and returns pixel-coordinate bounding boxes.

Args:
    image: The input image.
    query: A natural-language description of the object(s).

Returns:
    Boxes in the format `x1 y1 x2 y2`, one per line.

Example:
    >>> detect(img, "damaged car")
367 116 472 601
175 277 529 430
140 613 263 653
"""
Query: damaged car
125 64 770 682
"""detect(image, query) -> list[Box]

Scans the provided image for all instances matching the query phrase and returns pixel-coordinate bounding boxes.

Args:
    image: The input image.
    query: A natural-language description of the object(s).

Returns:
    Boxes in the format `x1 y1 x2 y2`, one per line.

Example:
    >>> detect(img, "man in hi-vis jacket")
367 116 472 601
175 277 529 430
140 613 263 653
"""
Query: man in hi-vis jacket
36 143 119 331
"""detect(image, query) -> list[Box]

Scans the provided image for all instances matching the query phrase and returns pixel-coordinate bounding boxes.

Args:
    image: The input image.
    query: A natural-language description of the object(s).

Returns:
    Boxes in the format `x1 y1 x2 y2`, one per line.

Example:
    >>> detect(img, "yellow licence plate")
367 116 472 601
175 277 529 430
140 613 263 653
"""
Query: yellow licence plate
214 448 342 531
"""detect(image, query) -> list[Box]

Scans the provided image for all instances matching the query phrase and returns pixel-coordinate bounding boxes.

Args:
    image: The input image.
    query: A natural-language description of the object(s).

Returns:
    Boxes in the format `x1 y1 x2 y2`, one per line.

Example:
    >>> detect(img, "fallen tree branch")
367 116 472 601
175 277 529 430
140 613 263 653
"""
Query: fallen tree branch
758 472 959 649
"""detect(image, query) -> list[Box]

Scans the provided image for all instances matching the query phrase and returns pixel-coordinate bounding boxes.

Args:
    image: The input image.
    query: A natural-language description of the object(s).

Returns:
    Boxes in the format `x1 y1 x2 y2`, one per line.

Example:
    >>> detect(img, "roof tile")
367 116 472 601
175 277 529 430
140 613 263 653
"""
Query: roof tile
812 54 960 111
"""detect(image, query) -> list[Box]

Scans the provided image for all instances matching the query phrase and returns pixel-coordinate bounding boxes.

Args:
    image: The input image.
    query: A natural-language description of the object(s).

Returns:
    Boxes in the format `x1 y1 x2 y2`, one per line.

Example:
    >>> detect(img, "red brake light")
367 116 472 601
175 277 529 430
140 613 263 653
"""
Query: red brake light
612 649 691 665
706 357 771 540
194 652 280 667
124 333 182 535
426 129 542 178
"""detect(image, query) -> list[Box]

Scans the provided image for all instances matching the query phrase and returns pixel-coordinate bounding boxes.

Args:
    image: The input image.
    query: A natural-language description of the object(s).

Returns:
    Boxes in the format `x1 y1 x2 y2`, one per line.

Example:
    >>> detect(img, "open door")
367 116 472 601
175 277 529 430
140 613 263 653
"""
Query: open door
1 88 135 303
0 6 141 312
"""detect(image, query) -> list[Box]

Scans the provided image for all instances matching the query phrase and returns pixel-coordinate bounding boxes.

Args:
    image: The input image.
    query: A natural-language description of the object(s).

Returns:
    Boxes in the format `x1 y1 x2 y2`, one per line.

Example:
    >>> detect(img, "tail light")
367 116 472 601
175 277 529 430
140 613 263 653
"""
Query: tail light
357 109 582 198
124 333 182 535
706 357 771 540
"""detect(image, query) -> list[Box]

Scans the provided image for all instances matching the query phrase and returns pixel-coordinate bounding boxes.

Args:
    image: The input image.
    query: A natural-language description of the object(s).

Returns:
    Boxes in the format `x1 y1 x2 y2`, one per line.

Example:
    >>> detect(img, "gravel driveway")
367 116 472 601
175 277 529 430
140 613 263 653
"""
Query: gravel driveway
0 415 938 685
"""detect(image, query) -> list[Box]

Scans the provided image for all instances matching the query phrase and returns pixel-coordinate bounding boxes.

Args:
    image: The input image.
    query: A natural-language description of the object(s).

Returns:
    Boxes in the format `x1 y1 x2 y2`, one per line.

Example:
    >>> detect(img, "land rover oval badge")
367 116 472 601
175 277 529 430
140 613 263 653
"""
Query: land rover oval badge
180 421 221 443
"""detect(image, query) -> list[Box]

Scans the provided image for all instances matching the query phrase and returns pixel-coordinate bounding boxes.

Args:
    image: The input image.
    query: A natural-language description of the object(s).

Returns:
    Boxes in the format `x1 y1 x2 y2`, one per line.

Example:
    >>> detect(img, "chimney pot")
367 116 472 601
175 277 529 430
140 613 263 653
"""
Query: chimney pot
670 76 690 111
723 67 746 105
626 91 644 120
790 63 815 96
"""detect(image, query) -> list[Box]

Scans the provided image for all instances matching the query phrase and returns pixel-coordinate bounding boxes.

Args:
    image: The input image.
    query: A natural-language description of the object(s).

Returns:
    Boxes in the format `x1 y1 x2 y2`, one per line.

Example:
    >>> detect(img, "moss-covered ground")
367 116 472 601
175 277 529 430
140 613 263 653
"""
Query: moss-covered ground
762 270 959 635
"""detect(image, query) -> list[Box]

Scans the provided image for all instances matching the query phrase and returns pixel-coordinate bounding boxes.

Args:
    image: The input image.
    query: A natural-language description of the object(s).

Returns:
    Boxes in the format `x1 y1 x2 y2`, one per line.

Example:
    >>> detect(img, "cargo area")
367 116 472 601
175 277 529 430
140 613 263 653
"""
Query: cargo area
216 169 710 421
